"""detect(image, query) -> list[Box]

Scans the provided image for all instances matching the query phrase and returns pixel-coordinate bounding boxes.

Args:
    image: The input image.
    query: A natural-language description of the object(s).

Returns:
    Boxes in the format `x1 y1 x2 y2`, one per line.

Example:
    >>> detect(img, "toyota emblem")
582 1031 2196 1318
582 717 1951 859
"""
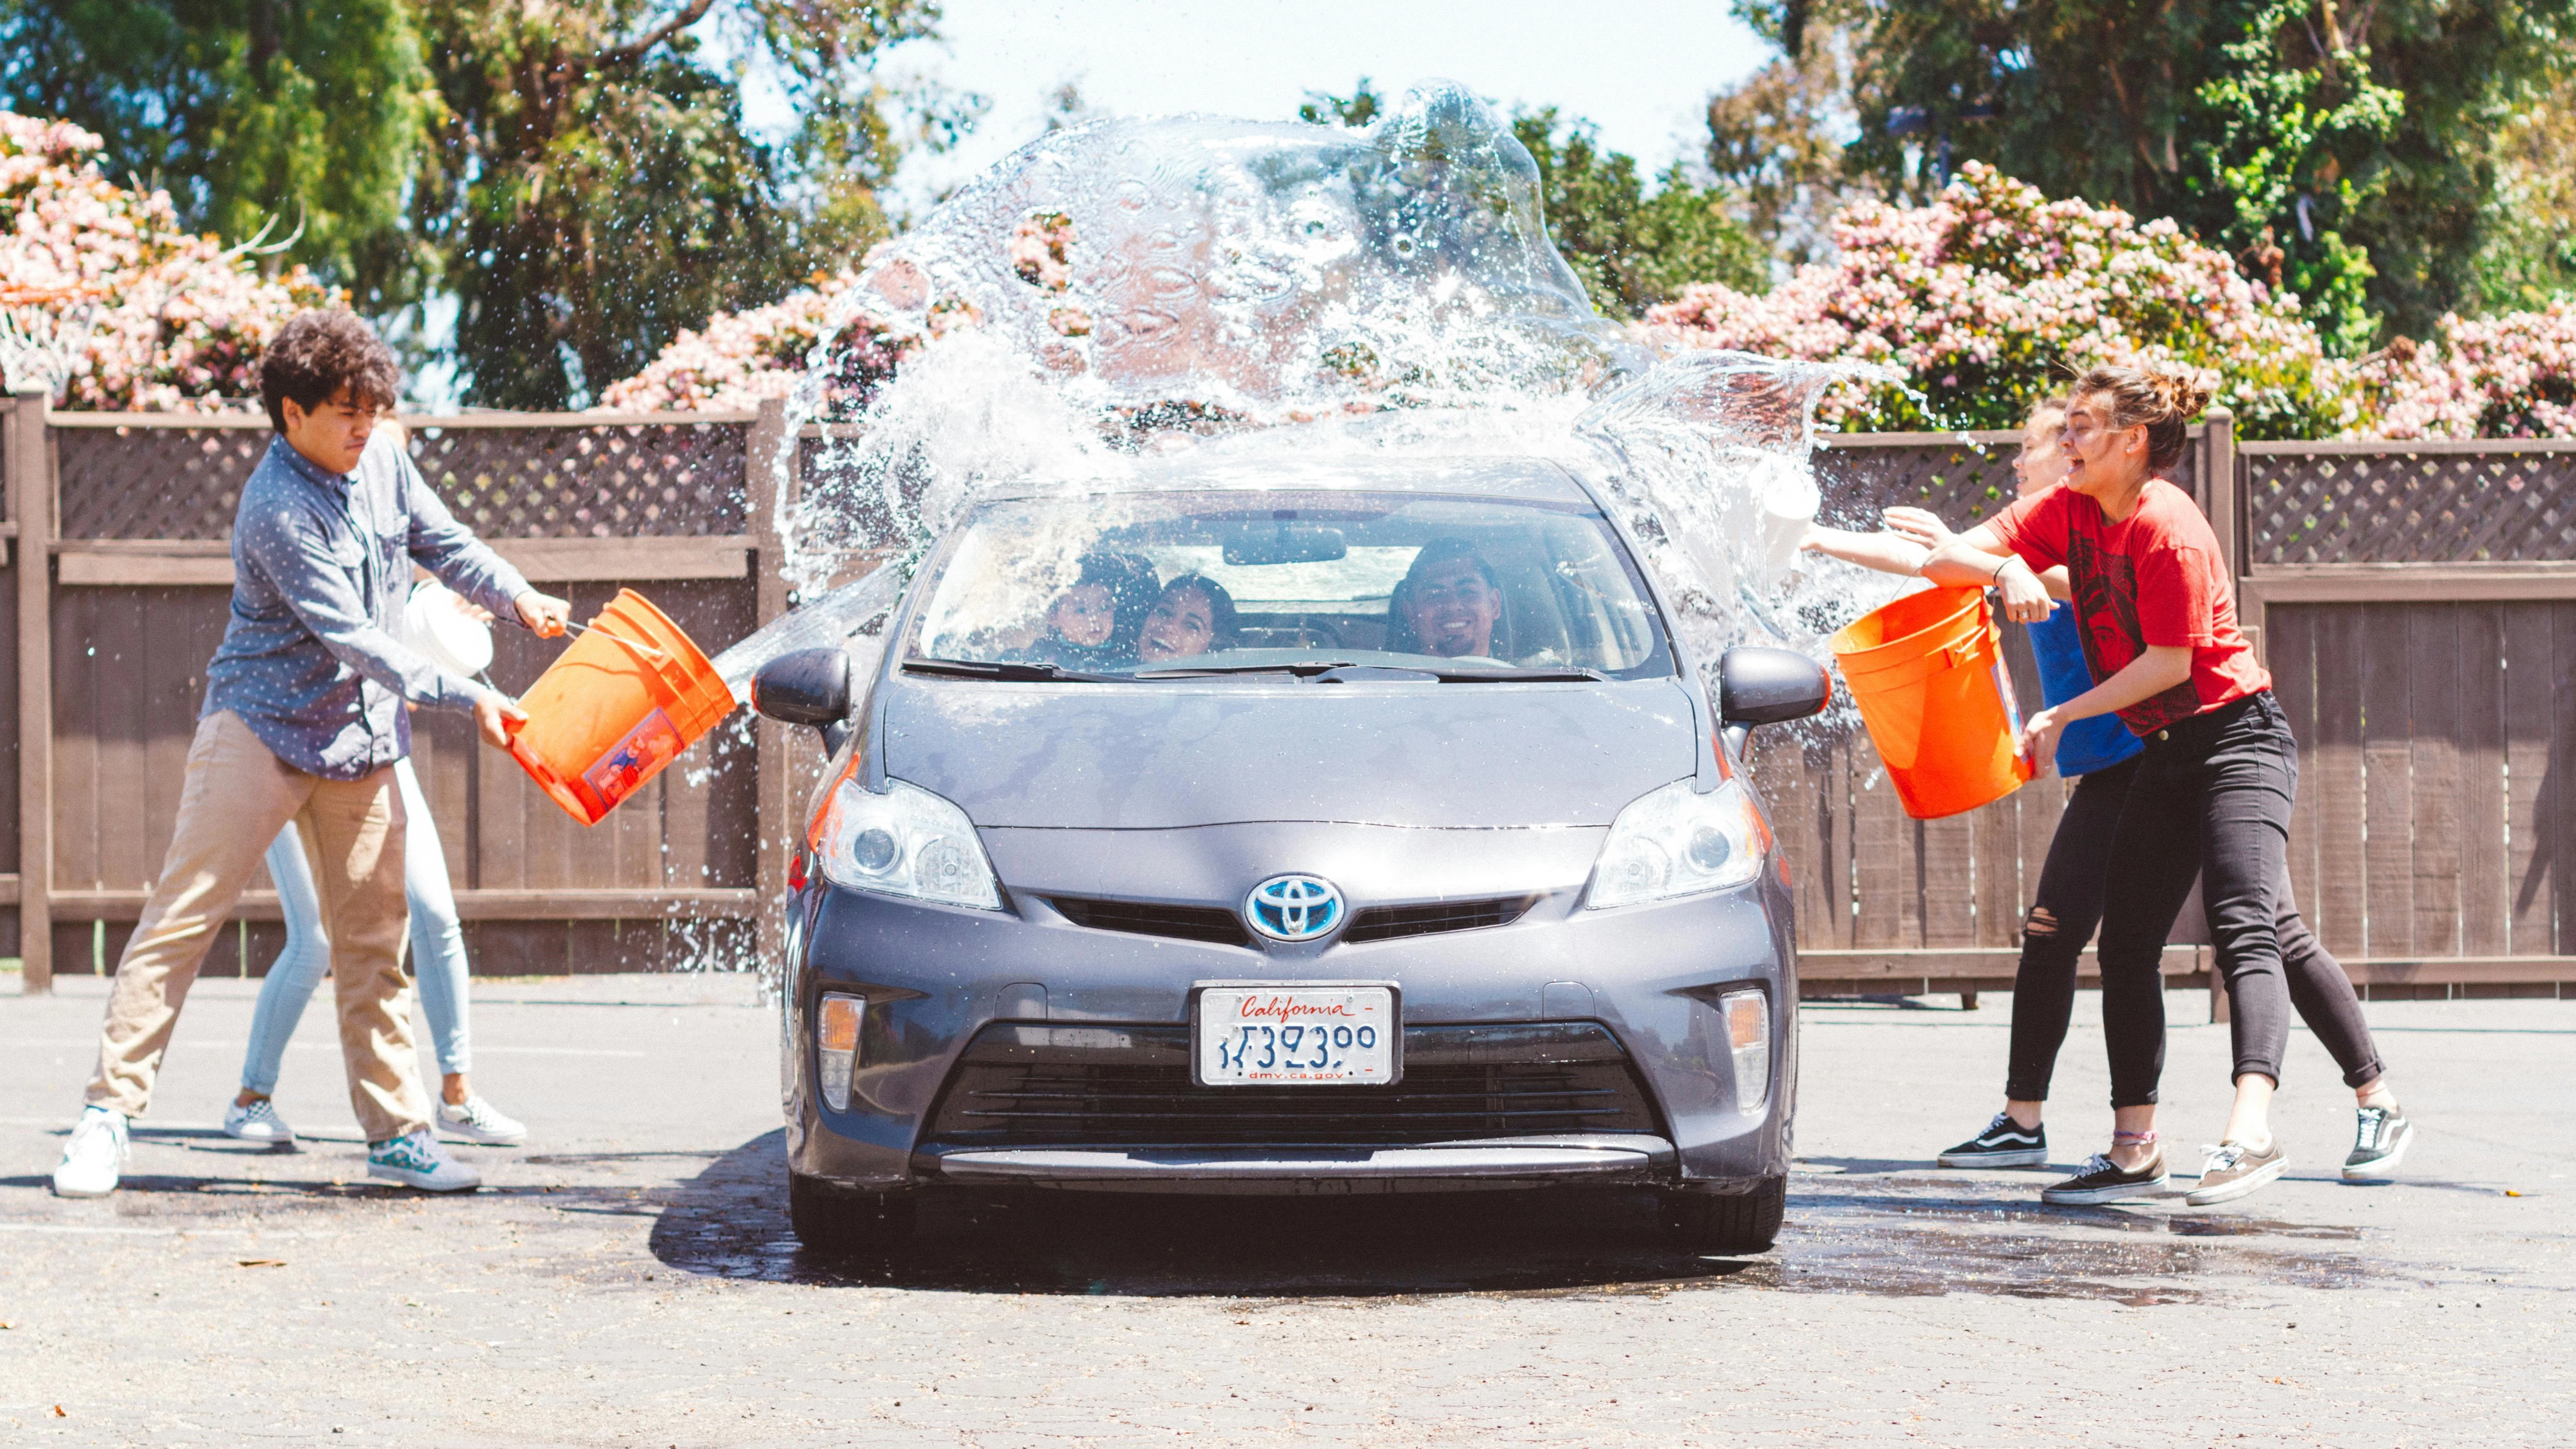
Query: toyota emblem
1244 874 1345 943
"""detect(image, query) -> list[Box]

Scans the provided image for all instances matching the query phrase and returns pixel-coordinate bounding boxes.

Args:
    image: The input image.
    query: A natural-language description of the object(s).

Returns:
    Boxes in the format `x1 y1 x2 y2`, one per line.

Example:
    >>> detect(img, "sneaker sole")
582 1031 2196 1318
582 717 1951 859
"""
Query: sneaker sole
50 1177 117 1199
437 1124 527 1146
2186 1156 2290 1206
1938 1147 2050 1169
2041 1174 2169 1205
223 1126 296 1145
2342 1124 2413 1180
366 1164 481 1193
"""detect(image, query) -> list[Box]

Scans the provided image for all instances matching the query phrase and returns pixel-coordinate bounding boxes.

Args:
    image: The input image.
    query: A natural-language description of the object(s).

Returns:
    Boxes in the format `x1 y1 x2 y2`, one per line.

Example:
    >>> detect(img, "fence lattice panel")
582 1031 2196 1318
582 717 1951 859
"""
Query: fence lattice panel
411 421 749 538
2247 449 2576 564
58 423 269 540
56 418 753 541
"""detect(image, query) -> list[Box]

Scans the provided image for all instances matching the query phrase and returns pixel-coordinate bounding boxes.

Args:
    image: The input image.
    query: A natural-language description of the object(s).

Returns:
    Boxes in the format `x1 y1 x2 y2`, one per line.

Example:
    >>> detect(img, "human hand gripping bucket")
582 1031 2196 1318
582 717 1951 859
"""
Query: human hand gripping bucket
505 590 737 827
1826 586 2034 821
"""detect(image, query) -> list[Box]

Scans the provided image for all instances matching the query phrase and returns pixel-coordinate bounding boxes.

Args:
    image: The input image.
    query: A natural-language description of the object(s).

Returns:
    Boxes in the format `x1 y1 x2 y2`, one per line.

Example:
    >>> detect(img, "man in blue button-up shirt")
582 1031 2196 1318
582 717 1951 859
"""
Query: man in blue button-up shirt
55 311 570 1200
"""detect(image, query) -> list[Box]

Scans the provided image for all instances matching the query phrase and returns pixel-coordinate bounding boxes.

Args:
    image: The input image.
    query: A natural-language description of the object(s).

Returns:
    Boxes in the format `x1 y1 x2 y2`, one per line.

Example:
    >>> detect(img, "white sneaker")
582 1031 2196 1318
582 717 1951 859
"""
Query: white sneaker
52 1106 129 1198
223 1097 297 1145
435 1095 527 1146
366 1130 481 1192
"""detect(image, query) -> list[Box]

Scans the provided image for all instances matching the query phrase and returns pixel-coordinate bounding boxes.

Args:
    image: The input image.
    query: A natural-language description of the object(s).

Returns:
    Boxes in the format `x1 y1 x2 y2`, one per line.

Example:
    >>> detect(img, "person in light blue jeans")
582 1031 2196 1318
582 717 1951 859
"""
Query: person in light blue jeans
225 755 527 1146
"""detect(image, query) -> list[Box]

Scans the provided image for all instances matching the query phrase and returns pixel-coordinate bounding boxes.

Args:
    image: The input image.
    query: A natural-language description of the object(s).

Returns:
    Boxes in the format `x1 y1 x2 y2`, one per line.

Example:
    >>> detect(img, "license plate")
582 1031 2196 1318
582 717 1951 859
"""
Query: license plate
1194 983 1400 1086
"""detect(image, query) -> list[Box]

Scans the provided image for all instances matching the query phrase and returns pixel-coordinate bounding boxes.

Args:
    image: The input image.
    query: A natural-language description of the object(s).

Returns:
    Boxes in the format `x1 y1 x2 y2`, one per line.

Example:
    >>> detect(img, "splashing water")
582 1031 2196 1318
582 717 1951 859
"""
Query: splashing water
708 81 1896 714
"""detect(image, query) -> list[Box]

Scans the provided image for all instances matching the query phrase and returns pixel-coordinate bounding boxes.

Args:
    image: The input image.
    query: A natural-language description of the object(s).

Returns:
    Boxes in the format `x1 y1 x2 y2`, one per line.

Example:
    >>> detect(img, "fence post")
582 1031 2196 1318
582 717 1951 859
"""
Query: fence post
745 399 796 972
6 388 52 994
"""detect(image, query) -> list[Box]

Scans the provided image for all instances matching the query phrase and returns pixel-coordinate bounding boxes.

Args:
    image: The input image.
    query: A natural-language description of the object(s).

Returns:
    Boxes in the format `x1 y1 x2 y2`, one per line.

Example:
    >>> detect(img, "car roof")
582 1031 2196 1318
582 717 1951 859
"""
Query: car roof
977 453 1600 508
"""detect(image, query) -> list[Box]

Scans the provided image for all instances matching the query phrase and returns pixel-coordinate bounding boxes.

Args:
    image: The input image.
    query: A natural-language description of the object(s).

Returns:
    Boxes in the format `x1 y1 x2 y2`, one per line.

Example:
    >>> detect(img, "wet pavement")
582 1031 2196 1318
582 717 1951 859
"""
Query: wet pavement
2 973 2568 1446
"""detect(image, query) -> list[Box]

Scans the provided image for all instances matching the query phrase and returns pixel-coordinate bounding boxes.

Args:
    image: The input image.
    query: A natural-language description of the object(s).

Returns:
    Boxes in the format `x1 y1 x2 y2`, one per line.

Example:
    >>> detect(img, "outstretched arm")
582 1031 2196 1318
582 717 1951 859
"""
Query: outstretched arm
1800 524 1928 577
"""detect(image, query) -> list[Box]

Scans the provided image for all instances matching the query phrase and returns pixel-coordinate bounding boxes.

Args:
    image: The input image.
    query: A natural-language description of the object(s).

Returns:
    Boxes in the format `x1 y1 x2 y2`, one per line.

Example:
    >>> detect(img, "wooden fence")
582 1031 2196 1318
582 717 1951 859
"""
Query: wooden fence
5 391 2572 1001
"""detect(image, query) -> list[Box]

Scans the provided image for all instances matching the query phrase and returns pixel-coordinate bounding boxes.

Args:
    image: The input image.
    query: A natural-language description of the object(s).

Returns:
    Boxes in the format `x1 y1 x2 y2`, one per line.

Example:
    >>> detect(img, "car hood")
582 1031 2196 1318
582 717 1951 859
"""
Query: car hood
880 674 1703 829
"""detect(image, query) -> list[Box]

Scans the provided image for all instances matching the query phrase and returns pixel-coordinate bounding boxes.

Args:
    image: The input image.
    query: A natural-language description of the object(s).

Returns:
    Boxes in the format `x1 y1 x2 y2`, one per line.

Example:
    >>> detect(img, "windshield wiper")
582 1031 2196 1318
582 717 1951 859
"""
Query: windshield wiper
903 657 1129 683
1126 661 1360 680
1425 666 1609 682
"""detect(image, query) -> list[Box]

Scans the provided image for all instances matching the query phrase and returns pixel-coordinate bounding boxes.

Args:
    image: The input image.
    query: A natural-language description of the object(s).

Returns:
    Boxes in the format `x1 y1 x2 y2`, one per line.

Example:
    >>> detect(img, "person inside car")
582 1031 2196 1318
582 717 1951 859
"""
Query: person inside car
1136 573 1240 662
1035 552 1156 663
1389 538 1504 659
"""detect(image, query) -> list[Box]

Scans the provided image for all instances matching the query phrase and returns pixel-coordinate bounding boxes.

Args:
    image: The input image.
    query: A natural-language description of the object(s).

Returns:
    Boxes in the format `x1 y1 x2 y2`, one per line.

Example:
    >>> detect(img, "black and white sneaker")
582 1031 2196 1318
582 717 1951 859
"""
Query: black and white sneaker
2343 1106 2414 1180
2040 1151 2169 1205
1937 1111 2049 1168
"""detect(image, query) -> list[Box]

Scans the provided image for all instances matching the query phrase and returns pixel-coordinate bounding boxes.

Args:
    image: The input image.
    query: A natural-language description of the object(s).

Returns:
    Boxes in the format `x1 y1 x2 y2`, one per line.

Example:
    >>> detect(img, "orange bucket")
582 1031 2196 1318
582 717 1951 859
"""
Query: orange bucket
1827 585 2033 820
505 590 736 826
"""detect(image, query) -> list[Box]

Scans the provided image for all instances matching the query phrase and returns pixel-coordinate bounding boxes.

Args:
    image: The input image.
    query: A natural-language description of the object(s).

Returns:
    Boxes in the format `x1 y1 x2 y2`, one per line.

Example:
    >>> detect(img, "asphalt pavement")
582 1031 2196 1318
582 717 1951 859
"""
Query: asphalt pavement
1 970 2568 1447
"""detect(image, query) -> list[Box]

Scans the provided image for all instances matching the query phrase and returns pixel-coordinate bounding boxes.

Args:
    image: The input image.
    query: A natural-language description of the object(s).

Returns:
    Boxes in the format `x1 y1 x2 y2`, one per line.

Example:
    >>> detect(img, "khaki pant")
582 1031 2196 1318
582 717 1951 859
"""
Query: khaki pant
85 710 428 1142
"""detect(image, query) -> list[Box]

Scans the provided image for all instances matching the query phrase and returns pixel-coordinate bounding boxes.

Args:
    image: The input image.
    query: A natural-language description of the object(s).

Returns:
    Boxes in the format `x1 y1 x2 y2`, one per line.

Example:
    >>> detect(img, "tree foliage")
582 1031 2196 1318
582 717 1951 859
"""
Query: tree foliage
1302 81 1767 319
417 0 954 408
0 0 959 408
1742 0 2576 346
0 0 437 312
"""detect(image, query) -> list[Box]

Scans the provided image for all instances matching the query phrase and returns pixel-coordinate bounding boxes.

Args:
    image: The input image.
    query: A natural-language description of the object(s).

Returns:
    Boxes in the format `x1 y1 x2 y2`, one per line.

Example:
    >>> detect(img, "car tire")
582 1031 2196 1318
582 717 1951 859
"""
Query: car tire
788 1172 916 1256
1662 1176 1785 1255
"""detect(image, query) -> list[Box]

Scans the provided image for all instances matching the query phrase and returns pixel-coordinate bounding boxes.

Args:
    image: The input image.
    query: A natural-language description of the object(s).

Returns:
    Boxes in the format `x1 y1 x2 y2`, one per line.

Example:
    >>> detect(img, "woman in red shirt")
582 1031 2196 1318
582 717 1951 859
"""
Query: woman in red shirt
1925 365 2313 1208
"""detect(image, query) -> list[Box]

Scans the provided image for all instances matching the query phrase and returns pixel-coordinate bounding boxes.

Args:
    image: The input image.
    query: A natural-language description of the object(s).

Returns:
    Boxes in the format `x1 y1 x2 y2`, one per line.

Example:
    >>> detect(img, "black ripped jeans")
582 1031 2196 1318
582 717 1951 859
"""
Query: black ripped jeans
2004 696 2385 1107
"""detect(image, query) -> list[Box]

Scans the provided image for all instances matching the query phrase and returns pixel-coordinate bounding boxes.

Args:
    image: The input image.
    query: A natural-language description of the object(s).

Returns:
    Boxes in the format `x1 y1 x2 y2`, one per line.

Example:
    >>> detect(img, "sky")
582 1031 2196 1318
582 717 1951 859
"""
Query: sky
874 0 1776 216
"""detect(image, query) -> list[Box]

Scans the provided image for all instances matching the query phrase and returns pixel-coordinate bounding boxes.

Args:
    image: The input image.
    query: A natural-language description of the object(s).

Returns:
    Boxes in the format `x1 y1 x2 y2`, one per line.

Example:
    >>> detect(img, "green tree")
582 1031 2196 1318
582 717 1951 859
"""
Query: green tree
1702 12 1881 267
2474 63 2576 310
1509 109 1768 316
415 0 956 409
1302 82 1767 317
2 0 959 408
1798 0 2576 344
0 0 439 313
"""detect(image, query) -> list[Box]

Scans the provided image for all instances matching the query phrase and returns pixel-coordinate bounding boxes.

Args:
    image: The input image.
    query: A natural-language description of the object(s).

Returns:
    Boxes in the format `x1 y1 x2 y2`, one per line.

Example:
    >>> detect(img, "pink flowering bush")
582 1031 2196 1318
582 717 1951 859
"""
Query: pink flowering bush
594 266 922 414
599 211 1102 415
2357 302 2576 439
1644 162 2361 439
1 111 336 411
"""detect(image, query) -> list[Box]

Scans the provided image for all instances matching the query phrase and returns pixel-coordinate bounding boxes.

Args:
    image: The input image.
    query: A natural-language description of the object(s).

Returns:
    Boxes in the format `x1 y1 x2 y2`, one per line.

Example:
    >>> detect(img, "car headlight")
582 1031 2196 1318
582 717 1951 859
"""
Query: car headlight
814 777 1004 910
1585 778 1769 910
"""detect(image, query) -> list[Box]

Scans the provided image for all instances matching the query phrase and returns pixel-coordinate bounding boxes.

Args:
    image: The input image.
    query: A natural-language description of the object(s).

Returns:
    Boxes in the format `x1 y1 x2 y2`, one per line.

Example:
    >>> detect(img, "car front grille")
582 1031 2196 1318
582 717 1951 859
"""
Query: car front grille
918 1022 1663 1150
1046 893 1538 949
1048 897 1251 948
1341 895 1537 944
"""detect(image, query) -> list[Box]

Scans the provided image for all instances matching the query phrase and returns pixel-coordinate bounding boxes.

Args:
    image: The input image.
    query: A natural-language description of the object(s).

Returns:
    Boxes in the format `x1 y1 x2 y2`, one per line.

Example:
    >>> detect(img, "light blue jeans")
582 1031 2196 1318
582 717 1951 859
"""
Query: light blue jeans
239 758 471 1094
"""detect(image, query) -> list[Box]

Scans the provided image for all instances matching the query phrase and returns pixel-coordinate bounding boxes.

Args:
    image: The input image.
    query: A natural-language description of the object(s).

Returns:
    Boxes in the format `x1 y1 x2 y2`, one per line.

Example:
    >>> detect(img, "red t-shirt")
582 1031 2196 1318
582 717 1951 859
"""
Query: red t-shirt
1987 479 2269 735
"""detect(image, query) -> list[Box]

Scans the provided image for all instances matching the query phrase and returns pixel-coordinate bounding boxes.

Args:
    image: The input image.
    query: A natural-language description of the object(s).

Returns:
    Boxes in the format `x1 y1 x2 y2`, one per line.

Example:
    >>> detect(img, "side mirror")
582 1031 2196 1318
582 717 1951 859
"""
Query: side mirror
1718 646 1832 738
751 647 852 737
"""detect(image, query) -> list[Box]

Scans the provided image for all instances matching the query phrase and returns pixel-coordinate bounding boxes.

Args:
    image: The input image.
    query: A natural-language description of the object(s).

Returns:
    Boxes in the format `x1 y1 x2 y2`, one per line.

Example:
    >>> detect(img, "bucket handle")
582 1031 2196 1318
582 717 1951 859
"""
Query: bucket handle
568 619 672 664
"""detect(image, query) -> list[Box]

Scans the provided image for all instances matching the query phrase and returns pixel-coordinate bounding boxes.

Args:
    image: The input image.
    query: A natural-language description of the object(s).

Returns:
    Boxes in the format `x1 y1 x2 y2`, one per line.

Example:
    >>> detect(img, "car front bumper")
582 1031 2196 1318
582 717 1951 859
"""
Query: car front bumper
782 821 1798 1195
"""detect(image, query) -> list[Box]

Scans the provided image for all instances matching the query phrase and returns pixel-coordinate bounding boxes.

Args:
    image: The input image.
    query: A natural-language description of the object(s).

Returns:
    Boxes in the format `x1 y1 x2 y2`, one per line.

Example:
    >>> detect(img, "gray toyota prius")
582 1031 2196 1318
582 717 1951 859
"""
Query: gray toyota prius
752 451 1830 1256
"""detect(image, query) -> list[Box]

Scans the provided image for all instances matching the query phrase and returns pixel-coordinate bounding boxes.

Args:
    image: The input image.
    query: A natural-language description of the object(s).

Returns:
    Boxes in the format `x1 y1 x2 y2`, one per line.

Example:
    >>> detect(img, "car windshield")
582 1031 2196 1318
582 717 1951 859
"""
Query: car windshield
904 489 1674 680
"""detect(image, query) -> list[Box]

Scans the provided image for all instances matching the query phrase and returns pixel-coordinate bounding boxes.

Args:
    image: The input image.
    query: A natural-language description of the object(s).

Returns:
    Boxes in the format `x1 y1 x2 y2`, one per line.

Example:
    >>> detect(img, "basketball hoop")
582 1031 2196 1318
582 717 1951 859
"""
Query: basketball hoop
0 283 102 399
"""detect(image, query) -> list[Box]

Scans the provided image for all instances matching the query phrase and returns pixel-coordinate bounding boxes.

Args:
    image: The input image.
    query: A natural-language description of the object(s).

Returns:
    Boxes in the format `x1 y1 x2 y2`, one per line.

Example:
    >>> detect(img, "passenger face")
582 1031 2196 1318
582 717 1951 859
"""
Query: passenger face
1049 583 1116 646
1403 557 1501 658
1139 587 1216 661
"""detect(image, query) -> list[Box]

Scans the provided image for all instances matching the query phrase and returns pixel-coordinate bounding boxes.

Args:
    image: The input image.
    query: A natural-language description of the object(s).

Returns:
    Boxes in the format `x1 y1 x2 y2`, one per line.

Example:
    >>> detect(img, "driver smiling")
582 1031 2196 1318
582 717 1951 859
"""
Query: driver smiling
1393 538 1503 659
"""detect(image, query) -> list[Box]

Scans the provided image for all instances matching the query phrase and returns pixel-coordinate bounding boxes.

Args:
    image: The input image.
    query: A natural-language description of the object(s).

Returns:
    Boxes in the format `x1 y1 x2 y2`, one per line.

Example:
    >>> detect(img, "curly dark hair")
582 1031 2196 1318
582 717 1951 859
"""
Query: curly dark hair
258 310 402 432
